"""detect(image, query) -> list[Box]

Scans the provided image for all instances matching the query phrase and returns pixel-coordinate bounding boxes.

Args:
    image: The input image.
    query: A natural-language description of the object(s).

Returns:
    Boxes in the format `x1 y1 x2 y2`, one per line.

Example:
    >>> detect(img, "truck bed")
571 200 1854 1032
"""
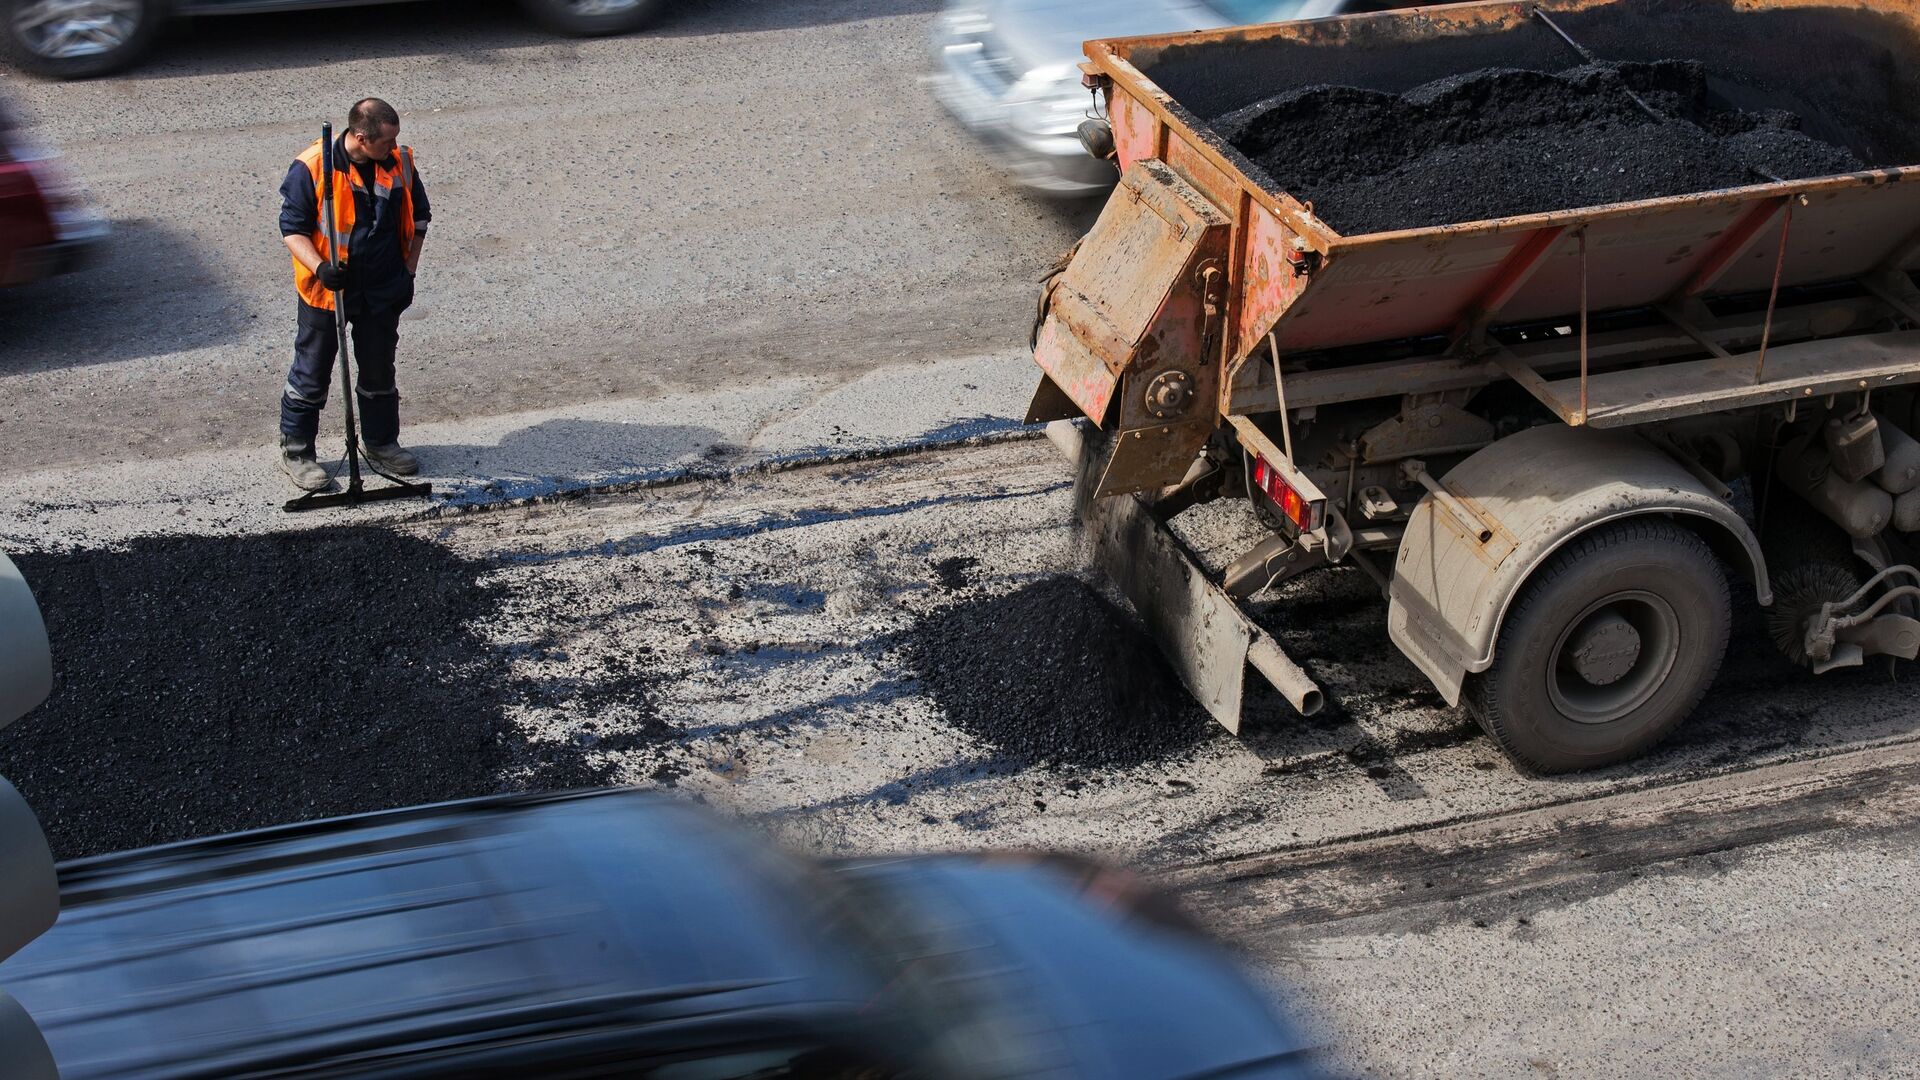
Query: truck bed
1076 0 1920 359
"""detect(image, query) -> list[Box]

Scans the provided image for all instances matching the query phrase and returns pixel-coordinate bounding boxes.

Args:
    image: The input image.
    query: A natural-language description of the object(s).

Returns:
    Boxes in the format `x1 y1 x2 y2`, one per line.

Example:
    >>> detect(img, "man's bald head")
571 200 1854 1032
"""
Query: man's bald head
347 98 399 141
343 98 401 164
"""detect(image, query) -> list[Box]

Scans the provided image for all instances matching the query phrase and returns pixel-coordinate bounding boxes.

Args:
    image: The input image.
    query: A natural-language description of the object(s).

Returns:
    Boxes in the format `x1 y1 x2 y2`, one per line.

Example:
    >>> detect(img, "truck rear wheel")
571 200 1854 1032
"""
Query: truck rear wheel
1466 519 1731 774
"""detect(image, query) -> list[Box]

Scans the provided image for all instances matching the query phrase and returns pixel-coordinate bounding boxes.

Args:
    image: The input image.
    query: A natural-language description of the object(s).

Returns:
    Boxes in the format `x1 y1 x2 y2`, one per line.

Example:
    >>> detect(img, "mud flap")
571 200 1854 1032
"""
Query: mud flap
1096 416 1216 499
1049 421 1323 731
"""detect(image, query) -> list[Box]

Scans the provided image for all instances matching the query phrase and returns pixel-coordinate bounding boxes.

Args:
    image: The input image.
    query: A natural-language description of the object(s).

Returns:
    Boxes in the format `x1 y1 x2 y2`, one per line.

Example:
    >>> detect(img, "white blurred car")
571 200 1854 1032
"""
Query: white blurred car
931 0 1351 195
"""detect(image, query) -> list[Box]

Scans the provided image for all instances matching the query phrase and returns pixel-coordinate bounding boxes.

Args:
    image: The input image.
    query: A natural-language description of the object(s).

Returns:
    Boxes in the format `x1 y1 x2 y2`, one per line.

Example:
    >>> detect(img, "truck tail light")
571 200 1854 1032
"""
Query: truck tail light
1251 454 1325 533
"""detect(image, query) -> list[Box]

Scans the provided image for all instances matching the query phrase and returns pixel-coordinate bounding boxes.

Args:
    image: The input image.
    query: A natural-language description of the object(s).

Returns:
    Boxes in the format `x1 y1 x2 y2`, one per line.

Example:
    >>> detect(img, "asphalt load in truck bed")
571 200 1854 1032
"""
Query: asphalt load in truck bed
1213 60 1863 234
903 576 1216 769
0 528 668 859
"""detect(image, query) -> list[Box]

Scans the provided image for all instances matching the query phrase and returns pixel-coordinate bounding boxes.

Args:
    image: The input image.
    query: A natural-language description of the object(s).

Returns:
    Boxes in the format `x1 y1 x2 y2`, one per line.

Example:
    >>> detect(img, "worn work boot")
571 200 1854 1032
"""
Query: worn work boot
363 442 421 477
279 436 330 491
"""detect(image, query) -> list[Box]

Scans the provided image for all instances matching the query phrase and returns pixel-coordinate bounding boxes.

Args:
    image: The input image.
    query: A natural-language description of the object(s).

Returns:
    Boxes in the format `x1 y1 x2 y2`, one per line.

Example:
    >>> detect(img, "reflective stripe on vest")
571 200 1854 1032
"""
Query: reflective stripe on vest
291 140 419 310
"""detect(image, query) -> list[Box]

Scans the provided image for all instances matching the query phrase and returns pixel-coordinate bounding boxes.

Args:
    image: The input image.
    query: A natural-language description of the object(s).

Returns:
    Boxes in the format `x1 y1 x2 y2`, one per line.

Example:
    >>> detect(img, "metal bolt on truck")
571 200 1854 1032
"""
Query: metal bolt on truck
1033 0 1920 772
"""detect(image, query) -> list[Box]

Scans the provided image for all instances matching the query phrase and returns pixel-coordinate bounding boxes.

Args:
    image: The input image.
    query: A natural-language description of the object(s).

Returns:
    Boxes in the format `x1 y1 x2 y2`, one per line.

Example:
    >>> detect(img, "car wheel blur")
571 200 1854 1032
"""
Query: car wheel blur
3 0 163 79
515 0 664 36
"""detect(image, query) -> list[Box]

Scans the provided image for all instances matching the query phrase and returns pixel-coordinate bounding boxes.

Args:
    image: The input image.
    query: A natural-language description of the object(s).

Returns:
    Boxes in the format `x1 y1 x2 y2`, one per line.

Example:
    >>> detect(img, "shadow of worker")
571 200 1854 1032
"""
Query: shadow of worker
402 416 730 502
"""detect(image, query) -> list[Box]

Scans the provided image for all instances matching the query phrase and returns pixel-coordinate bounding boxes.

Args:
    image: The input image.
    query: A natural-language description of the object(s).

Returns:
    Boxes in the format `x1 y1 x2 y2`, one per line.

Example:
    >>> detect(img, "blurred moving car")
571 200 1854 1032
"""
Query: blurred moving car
3 0 668 79
0 95 106 286
931 0 1358 195
0 787 1318 1078
0 551 60 1080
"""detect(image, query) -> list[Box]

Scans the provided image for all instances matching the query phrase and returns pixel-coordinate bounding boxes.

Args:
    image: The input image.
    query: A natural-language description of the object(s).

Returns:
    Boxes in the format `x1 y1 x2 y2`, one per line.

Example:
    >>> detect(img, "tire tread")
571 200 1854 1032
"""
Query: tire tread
2 0 164 78
1467 518 1732 774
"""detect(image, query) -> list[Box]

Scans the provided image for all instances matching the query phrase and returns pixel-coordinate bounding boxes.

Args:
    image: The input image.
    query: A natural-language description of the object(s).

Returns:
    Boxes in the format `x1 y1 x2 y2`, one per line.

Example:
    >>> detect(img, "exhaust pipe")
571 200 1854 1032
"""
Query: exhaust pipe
1249 635 1324 717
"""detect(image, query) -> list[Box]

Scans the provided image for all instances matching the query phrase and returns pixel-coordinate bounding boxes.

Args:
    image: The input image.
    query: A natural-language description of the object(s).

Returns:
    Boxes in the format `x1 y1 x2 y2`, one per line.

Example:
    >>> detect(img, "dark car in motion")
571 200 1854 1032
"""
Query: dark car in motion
0 789 1317 1078
4 0 667 78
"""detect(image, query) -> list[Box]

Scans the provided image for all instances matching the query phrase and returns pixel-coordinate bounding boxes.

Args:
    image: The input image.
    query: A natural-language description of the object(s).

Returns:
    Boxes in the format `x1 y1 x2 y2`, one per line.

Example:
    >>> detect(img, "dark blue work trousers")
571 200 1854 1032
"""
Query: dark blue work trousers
281 294 408 447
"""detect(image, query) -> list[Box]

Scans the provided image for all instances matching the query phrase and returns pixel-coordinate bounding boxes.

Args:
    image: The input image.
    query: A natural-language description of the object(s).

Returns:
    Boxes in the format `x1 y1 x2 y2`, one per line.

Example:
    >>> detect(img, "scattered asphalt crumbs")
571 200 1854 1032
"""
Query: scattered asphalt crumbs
1215 60 1863 234
930 555 980 592
0 527 666 860
904 576 1215 769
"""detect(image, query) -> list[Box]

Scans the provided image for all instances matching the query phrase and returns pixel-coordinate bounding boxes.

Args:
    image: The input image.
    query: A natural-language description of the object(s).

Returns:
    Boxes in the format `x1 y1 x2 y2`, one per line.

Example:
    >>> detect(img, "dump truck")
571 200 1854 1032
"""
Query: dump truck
1033 0 1920 772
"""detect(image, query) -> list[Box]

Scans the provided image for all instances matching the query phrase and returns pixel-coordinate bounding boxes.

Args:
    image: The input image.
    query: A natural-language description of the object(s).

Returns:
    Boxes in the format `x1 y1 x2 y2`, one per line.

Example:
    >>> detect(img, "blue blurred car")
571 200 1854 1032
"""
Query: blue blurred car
0 789 1318 1078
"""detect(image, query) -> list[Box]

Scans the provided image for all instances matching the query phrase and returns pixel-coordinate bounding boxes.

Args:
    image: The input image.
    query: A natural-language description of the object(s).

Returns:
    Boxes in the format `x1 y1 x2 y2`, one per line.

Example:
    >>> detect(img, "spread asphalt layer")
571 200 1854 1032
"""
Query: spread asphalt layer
1216 61 1863 233
1 528 668 858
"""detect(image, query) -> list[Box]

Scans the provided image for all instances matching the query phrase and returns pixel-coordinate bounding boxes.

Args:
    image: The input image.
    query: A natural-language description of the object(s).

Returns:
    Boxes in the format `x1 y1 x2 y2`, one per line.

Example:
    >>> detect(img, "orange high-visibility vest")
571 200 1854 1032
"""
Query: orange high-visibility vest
291 139 419 311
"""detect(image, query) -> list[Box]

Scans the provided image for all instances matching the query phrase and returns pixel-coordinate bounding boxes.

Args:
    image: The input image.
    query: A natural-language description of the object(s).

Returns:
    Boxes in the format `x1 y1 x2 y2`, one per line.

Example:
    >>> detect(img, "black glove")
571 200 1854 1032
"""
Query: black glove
313 261 348 291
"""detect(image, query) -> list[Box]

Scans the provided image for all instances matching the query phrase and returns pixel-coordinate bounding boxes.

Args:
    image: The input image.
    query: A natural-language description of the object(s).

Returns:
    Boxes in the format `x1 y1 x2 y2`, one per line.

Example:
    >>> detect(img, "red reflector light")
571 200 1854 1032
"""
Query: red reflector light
1251 454 1324 533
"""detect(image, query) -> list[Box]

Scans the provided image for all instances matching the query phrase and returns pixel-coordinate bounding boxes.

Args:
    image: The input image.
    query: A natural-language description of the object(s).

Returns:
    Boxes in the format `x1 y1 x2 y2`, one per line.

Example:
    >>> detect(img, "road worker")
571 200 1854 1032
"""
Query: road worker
276 98 431 489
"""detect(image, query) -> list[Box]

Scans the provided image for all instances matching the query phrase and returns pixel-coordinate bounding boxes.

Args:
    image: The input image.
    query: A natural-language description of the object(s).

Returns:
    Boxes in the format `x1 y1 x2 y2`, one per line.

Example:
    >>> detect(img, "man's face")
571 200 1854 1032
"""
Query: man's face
350 123 400 162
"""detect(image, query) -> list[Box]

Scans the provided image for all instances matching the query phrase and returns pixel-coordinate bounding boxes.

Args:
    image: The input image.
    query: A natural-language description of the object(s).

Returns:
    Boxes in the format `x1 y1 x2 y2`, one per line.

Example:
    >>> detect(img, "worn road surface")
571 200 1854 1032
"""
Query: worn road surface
6 422 1920 1075
0 0 1090 474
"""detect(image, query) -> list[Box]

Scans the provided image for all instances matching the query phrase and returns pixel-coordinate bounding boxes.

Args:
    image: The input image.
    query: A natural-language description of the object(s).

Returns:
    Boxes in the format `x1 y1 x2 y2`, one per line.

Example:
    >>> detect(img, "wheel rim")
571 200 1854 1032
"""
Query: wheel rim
1547 591 1681 725
12 0 142 60
562 0 641 14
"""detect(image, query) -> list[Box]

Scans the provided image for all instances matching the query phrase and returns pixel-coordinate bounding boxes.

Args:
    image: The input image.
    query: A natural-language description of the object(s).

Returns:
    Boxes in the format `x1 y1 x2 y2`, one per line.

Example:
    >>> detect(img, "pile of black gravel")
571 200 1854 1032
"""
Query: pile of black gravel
903 576 1213 769
1214 60 1863 234
0 527 666 859
930 556 979 592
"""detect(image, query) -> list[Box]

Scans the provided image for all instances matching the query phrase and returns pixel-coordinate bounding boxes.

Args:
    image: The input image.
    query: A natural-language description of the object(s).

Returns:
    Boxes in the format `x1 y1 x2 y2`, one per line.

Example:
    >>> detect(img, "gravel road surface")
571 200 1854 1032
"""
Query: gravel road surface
7 429 1920 1072
1181 741 1920 1075
0 0 1090 474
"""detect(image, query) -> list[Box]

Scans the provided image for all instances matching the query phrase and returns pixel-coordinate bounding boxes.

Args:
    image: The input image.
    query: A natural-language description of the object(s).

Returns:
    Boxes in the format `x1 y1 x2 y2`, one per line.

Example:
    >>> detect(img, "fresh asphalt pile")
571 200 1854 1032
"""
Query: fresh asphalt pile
1214 60 1862 233
0 527 669 859
903 576 1216 769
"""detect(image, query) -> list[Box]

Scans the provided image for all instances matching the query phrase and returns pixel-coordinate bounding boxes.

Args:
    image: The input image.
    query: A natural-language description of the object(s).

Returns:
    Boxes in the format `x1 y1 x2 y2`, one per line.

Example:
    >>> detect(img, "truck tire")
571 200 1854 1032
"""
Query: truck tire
1466 519 1731 774
3 0 164 78
515 0 664 36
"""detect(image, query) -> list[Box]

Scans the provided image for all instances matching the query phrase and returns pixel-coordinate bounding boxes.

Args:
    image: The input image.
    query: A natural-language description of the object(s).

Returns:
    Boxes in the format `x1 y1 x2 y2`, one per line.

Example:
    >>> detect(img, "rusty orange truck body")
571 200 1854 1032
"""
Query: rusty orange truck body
1036 0 1920 772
